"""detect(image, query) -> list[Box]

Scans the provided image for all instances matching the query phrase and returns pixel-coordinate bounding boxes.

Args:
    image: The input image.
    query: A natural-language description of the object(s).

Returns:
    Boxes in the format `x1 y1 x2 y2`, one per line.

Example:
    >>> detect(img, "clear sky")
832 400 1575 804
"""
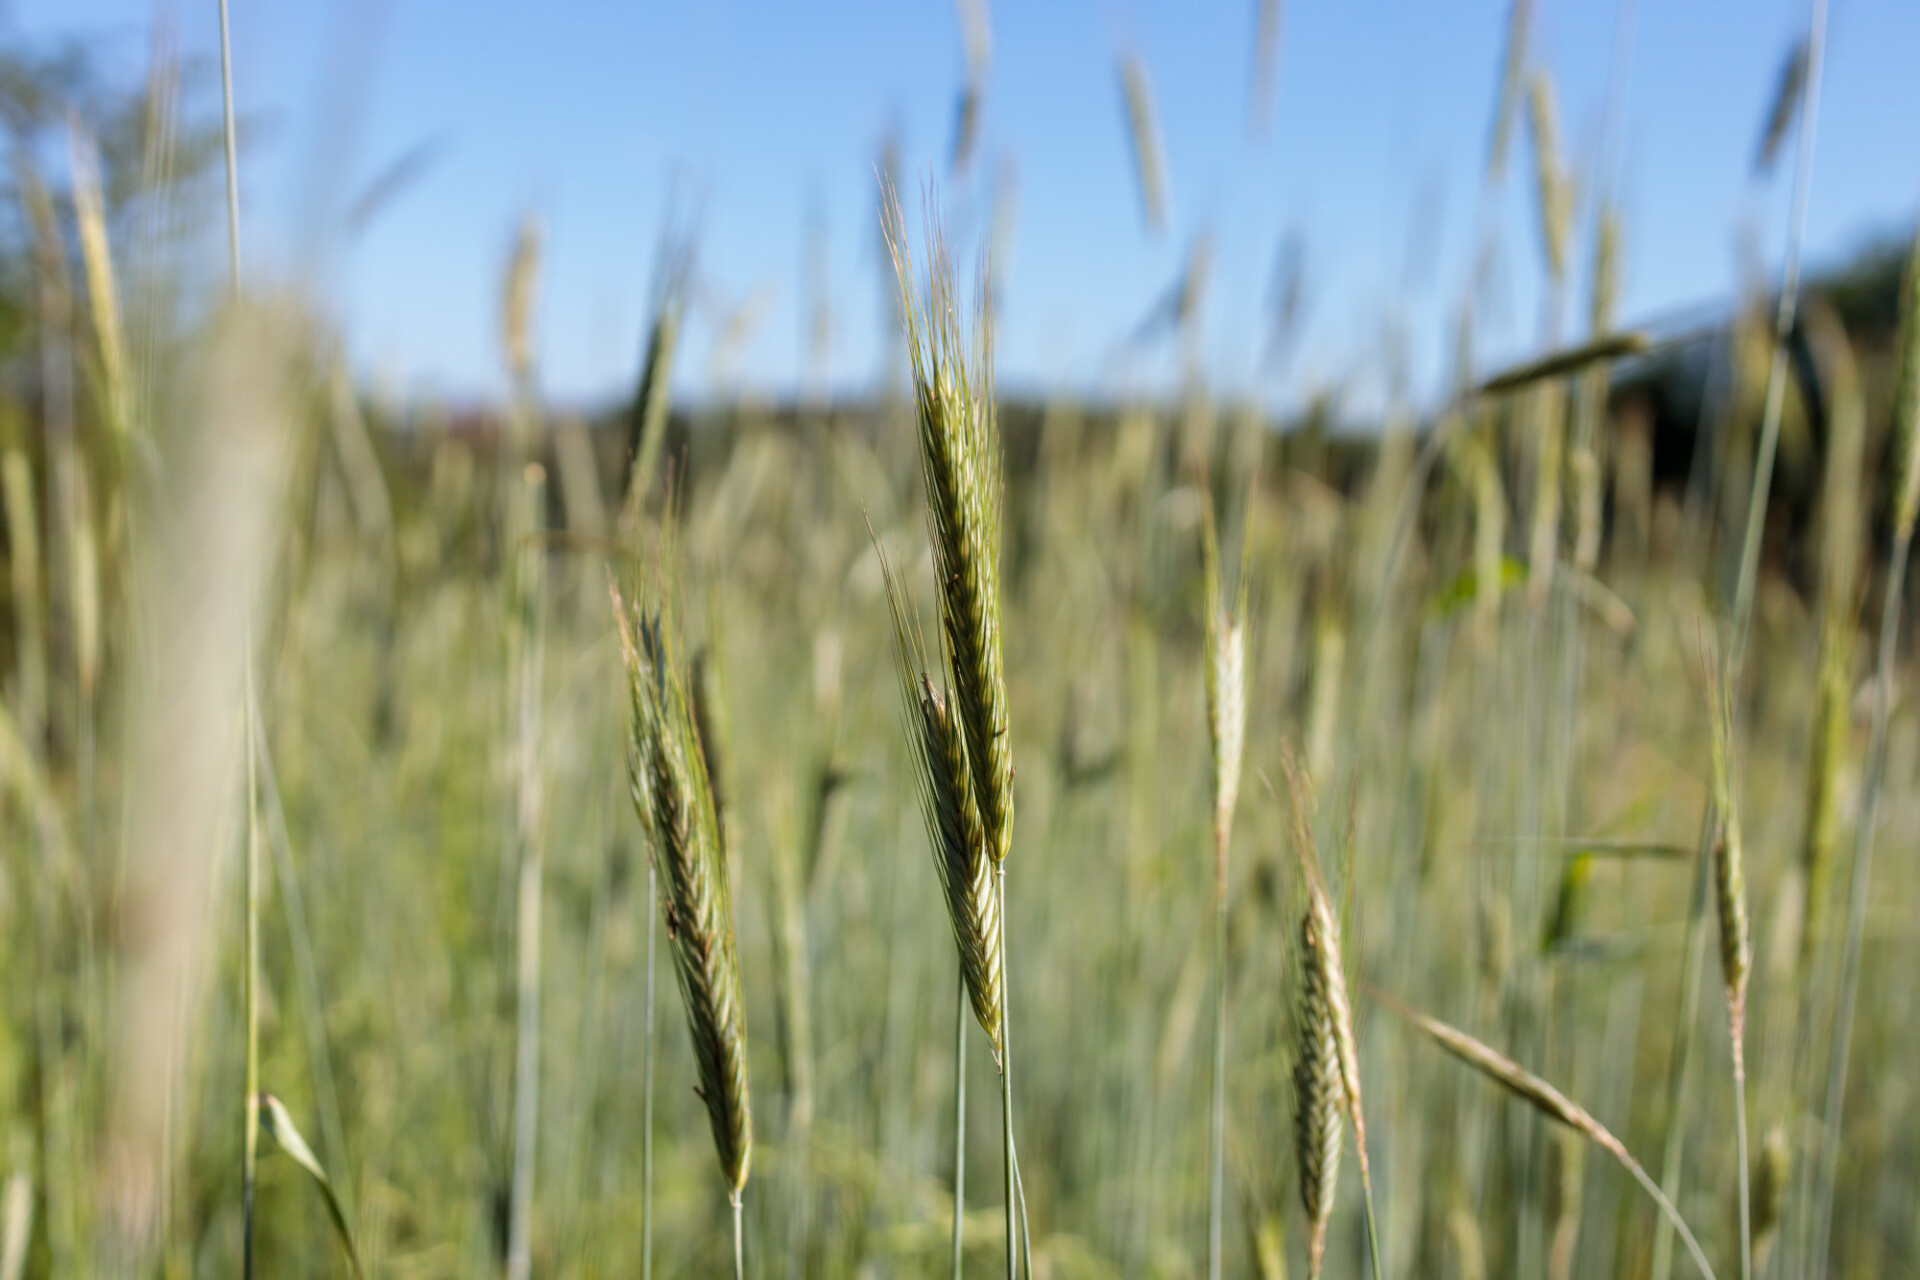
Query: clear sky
17 0 1920 414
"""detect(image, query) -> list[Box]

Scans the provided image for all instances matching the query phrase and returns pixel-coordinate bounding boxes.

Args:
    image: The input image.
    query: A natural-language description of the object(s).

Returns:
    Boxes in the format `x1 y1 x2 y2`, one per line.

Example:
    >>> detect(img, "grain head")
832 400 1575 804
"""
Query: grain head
1202 500 1249 895
1280 754 1373 1270
1892 211 1920 540
614 564 753 1194
1526 70 1570 282
1704 652 1753 1054
1119 53 1169 233
1486 0 1534 184
882 189 1015 867
875 533 1005 1055
1754 41 1809 177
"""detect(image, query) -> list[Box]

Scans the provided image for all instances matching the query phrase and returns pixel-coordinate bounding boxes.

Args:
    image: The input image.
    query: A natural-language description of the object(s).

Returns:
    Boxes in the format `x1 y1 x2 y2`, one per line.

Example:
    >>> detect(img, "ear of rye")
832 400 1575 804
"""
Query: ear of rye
876 537 1005 1054
883 193 1014 868
615 576 754 1193
1372 986 1719 1280
1294 898 1344 1280
1202 505 1247 889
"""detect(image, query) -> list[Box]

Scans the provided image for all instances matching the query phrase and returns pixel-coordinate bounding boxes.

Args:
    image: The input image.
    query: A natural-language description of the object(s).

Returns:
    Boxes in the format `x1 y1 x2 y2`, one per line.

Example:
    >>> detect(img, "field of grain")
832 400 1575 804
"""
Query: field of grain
2 4 1918 1279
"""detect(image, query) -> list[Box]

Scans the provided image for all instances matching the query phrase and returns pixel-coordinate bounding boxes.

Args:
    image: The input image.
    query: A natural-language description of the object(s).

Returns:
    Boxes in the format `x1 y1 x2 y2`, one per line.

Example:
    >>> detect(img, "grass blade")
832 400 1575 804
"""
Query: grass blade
257 1095 365 1280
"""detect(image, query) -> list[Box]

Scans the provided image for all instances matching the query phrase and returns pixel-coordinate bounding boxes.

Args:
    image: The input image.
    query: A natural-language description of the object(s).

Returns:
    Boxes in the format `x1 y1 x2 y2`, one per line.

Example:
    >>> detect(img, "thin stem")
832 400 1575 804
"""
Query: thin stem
216 0 242 296
223 43 253 1280
1728 0 1827 671
1360 1171 1384 1280
1619 1137 1721 1280
1733 1040 1752 1280
1650 831 1712 1280
997 865 1017 1280
1205 892 1227 1280
1013 1132 1033 1280
642 863 657 1280
505 470 546 1280
952 970 967 1280
1809 524 1911 1274
243 646 260 1280
254 695 352 1212
732 1189 745 1280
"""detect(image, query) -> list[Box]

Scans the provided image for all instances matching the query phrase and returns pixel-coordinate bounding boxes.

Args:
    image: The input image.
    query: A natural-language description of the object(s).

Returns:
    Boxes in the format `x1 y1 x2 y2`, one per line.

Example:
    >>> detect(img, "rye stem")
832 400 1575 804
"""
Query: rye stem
953 970 968 1280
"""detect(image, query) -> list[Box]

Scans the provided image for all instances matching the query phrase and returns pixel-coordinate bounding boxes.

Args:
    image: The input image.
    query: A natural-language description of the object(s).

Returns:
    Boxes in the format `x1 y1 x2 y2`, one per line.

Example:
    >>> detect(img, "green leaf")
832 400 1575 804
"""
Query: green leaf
1429 556 1528 618
257 1094 366 1280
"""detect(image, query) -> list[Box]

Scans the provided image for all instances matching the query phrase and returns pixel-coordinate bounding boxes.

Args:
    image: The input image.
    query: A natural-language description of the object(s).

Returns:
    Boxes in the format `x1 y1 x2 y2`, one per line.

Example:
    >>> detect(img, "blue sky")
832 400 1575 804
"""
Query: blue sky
18 0 1920 413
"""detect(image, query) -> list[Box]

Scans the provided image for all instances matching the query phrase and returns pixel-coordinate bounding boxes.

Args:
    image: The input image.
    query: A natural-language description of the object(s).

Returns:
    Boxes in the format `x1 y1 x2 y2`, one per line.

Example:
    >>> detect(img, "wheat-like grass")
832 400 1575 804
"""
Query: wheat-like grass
614 570 753 1199
627 228 693 512
502 217 542 396
1695 625 1755 1280
1292 911 1343 1280
1477 332 1649 397
1369 986 1719 1280
68 121 132 444
1486 0 1533 183
1703 655 1752 1052
1527 70 1570 283
883 187 1026 1280
1203 505 1248 894
955 0 992 78
876 537 1005 1055
1894 210 1920 542
1753 40 1809 177
1278 757 1379 1280
1247 0 1284 140
950 84 982 177
1119 53 1169 234
882 191 1014 869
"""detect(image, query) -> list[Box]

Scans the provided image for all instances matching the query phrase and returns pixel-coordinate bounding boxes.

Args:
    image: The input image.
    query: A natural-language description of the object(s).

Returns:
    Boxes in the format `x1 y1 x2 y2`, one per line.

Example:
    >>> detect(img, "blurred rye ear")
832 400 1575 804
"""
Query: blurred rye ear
1526 69 1570 283
1701 648 1752 1052
1246 0 1284 141
1369 985 1720 1280
68 119 134 447
1486 0 1533 184
502 217 542 400
1475 331 1649 397
1203 502 1250 891
1894 213 1920 541
1119 53 1169 234
1754 41 1810 177
627 223 696 515
612 549 754 1254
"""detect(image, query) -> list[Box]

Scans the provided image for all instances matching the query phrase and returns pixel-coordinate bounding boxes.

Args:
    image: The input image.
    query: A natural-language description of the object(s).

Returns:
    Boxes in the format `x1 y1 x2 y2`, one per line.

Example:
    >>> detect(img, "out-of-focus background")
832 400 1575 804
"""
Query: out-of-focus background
2 0 1918 1276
